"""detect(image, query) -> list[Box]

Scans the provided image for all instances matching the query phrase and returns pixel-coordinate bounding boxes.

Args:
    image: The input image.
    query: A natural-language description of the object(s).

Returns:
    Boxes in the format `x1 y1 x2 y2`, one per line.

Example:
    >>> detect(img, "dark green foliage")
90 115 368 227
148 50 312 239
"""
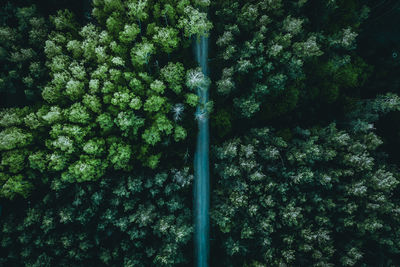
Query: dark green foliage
0 170 193 266
0 3 49 107
306 55 372 104
211 0 371 123
211 108 232 139
2 1 400 266
211 94 400 266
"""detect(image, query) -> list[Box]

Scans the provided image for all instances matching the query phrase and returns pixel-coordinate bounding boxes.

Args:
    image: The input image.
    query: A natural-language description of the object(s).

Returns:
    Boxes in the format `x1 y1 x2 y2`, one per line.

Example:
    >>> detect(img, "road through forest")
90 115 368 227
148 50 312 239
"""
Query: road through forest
193 35 210 267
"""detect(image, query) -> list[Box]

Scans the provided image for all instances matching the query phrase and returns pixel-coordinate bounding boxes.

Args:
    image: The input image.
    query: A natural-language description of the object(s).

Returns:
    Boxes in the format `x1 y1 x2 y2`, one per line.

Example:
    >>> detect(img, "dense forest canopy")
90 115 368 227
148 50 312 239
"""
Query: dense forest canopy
1 0 400 266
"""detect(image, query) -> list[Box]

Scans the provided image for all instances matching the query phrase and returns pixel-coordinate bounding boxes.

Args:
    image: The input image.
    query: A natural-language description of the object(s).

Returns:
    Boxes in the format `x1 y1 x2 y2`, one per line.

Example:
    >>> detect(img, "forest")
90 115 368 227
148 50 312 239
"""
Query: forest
1 0 400 266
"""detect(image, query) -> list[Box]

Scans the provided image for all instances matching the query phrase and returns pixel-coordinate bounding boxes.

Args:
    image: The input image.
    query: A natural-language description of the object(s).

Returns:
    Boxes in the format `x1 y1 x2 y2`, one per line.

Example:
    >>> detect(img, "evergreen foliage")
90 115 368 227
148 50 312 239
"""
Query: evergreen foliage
211 0 370 121
1 0 400 266
0 170 193 266
211 93 400 266
0 3 49 106
0 0 211 198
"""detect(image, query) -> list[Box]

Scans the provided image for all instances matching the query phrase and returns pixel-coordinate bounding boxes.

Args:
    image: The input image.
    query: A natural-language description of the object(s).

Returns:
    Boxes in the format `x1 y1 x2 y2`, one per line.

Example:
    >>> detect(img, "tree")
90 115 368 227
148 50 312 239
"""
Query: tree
0 4 49 107
211 0 370 122
0 0 211 198
0 170 193 266
211 93 400 266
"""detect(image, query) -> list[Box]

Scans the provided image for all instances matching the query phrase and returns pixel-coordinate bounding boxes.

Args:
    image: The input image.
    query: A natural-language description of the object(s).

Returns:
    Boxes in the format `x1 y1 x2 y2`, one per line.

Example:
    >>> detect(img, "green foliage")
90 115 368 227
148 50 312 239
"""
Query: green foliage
178 5 212 38
0 173 33 199
144 95 166 112
212 0 370 120
108 141 132 170
130 40 155 67
174 126 187 142
307 55 372 104
4 2 400 266
0 127 33 151
119 23 140 43
0 170 193 266
61 156 106 182
152 26 180 53
160 62 185 94
0 0 208 197
38 1 200 173
0 4 49 106
211 109 232 138
211 96 400 265
0 107 39 198
185 93 199 107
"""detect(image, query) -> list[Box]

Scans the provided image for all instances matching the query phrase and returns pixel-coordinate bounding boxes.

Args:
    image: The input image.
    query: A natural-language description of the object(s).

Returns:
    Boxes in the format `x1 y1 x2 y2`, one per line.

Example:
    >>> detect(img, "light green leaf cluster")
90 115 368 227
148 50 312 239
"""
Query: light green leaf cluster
65 79 85 101
50 9 78 32
233 95 260 118
152 27 179 53
83 138 106 156
127 0 149 21
2 149 28 173
114 110 145 136
108 141 132 170
142 127 161 146
185 93 199 107
216 67 235 95
62 156 106 182
0 173 33 199
28 151 47 172
0 0 207 198
283 16 304 35
150 80 166 94
178 6 213 38
96 112 114 132
82 94 102 113
160 62 185 94
119 24 140 43
66 103 91 124
0 107 39 198
130 40 155 67
174 125 187 141
20 0 205 187
144 95 166 112
0 127 33 151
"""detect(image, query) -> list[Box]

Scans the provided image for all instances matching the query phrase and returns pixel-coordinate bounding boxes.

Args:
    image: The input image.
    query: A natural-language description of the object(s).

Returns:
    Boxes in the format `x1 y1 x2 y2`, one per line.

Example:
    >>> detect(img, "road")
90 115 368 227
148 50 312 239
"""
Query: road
194 35 210 267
